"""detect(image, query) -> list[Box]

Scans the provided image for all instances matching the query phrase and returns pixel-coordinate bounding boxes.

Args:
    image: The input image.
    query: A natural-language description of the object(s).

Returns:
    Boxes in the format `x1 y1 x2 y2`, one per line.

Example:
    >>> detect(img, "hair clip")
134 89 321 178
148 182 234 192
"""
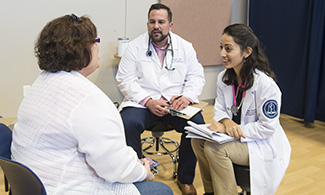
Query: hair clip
70 14 82 24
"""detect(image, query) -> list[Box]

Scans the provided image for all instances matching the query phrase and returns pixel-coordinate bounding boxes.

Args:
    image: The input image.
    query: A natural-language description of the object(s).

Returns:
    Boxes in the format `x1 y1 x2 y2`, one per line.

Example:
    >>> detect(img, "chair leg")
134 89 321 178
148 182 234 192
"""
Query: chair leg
155 137 160 151
159 138 178 179
142 137 156 152
4 175 9 192
141 133 179 179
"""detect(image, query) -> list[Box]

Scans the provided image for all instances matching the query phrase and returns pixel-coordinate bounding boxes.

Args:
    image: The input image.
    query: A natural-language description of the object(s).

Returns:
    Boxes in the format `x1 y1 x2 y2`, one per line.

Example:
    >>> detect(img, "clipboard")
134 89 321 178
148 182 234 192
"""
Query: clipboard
169 101 208 120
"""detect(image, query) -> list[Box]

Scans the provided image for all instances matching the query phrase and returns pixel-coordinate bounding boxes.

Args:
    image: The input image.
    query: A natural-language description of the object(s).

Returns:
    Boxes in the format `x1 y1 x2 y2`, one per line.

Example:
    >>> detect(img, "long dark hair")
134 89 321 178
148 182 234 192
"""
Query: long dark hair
222 23 276 90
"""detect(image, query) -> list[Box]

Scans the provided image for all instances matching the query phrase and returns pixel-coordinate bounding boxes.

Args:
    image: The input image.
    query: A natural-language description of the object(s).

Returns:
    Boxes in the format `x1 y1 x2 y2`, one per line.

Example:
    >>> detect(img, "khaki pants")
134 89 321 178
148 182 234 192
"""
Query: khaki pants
191 139 249 195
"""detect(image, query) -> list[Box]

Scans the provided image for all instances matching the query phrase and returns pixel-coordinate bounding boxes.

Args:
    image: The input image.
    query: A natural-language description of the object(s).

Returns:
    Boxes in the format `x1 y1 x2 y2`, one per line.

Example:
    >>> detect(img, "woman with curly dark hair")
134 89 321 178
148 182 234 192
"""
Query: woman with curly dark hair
192 24 291 195
35 14 98 74
11 14 172 195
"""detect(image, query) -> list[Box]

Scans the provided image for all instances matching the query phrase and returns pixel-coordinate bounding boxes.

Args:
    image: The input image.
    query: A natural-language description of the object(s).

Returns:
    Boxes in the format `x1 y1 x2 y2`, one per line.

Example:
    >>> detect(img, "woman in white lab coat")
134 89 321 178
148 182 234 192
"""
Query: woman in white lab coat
191 24 291 195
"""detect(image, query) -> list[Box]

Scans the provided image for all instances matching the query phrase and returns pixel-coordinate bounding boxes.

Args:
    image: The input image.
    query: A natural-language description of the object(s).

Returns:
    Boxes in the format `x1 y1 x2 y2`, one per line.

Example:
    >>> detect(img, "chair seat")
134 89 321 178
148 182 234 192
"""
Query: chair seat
148 122 174 138
0 123 13 192
147 121 174 132
0 156 47 195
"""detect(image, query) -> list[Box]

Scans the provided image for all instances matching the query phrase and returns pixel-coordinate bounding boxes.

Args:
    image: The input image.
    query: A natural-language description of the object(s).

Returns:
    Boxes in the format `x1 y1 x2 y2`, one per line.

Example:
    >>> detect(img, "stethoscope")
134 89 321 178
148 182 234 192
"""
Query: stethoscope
146 34 175 71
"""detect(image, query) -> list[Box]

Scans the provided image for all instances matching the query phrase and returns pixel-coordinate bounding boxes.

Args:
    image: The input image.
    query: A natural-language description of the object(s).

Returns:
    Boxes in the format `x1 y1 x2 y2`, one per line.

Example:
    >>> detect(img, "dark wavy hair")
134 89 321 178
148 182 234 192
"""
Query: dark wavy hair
35 14 97 73
148 3 173 22
222 23 276 90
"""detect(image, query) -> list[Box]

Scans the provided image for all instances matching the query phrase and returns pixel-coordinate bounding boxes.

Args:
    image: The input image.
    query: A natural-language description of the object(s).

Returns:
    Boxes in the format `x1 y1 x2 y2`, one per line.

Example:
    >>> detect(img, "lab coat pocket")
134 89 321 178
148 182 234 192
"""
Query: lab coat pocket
259 139 277 161
167 62 187 84
137 60 158 83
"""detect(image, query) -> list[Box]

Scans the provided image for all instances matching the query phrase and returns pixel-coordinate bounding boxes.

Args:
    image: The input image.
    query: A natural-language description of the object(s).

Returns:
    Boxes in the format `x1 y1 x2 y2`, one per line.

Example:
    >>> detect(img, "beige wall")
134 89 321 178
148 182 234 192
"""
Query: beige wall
0 0 247 117
0 0 156 117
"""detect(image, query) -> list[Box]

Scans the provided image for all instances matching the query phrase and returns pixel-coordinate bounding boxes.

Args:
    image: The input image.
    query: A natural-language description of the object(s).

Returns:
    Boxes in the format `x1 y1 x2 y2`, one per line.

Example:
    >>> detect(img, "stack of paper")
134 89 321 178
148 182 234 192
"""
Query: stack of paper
185 121 237 144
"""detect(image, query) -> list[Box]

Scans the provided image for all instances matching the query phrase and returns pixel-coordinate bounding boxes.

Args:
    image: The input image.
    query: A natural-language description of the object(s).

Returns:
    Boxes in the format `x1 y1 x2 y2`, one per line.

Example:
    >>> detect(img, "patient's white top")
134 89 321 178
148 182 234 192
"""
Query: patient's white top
11 71 146 195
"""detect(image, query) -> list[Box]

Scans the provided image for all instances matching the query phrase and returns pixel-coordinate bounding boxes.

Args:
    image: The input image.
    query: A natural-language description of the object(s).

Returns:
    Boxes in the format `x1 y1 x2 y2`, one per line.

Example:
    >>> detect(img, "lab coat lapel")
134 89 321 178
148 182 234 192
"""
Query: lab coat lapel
242 87 254 119
224 85 233 114
149 47 162 68
145 33 162 69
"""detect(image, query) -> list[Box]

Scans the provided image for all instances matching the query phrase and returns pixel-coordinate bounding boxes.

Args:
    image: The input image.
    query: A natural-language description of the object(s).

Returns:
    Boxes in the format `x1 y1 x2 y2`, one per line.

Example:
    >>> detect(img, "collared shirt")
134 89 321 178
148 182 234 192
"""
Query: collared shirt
139 36 170 106
151 36 170 67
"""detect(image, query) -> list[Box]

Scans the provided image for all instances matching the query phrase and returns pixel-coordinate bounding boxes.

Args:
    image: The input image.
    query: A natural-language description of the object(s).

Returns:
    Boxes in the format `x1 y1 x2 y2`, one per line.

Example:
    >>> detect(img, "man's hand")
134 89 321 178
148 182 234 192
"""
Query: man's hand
170 95 190 111
220 118 246 139
145 99 170 117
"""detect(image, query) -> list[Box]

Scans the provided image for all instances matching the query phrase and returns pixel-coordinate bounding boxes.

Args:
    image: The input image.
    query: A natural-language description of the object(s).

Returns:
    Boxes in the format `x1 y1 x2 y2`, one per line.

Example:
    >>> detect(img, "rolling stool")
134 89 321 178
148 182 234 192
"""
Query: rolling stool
141 121 179 178
233 164 250 195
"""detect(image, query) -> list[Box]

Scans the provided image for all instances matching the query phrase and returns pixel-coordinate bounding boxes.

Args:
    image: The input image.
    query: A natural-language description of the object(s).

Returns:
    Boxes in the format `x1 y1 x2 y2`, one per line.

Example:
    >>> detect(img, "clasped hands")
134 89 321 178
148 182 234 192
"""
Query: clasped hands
208 119 246 139
145 96 190 117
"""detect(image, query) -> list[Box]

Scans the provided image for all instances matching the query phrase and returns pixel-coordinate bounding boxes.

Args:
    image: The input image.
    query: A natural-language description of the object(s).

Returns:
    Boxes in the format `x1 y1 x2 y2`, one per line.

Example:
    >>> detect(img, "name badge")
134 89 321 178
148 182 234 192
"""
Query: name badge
141 59 152 63
173 58 184 63
245 109 256 116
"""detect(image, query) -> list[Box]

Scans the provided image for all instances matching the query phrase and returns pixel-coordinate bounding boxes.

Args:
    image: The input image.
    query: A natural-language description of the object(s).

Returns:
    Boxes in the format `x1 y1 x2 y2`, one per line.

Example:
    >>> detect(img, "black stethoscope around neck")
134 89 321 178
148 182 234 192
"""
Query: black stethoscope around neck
146 34 175 71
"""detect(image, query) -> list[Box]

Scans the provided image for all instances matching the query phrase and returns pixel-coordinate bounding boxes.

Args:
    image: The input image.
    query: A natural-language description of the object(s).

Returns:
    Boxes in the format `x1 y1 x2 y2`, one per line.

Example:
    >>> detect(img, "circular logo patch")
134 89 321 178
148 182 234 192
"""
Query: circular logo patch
262 99 278 119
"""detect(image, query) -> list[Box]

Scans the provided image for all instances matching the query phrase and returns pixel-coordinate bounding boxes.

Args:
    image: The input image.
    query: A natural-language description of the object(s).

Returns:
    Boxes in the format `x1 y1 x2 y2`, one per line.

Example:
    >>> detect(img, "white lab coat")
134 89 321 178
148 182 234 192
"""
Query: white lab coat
116 32 205 110
213 69 291 195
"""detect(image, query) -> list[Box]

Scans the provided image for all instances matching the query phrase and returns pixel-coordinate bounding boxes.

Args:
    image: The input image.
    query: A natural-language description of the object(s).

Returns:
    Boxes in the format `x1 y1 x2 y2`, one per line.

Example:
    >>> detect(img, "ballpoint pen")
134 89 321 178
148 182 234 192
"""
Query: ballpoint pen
174 95 183 100
167 95 183 105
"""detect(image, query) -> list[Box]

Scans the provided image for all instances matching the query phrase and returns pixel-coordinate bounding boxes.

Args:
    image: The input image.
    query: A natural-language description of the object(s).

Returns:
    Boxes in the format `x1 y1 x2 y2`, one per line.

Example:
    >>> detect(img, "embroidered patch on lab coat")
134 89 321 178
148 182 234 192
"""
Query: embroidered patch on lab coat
262 99 278 119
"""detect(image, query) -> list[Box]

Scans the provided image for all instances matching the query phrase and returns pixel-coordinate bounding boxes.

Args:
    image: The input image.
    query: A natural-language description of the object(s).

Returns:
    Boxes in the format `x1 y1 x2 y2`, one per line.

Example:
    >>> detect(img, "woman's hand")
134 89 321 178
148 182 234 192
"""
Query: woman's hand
220 118 246 139
140 158 155 181
208 121 226 133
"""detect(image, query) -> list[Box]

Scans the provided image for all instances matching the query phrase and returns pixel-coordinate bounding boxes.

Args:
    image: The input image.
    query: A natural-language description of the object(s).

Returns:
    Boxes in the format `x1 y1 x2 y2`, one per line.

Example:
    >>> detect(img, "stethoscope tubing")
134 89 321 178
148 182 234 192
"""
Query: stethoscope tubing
146 34 175 71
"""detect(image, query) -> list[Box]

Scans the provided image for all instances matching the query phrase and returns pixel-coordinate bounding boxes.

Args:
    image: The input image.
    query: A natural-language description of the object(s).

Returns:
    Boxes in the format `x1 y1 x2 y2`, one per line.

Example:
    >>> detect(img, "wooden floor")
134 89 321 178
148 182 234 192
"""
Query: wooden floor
1 105 325 194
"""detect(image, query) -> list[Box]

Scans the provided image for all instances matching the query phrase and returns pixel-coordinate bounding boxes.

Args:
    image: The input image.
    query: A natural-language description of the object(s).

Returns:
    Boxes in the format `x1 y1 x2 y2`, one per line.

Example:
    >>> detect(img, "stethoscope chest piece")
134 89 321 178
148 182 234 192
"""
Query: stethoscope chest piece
146 50 152 57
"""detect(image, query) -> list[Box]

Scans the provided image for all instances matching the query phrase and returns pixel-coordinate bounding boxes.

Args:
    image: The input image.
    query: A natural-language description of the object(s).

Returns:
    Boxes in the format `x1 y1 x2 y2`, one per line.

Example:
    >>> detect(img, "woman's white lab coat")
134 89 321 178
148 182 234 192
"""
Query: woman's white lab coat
213 69 291 195
116 32 205 110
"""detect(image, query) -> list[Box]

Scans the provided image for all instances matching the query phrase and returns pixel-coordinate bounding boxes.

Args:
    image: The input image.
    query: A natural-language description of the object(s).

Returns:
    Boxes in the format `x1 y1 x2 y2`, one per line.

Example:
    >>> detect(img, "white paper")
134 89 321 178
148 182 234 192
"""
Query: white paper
185 121 237 144
180 106 201 117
